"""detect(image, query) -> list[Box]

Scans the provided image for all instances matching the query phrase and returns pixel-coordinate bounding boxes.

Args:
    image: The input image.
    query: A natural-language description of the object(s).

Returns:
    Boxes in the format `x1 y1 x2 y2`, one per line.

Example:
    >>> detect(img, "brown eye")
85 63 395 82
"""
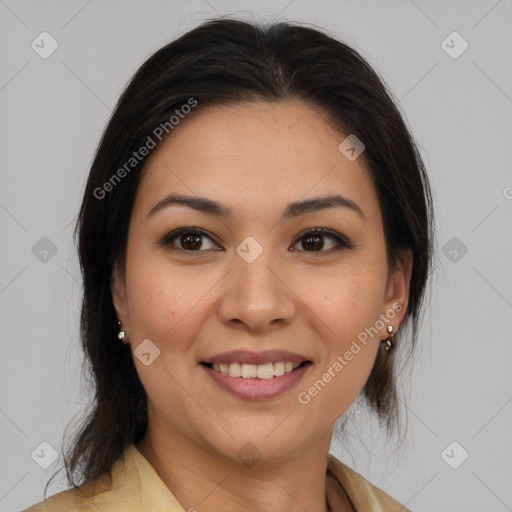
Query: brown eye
161 228 219 252
178 233 203 250
160 227 352 255
291 228 352 253
301 234 326 251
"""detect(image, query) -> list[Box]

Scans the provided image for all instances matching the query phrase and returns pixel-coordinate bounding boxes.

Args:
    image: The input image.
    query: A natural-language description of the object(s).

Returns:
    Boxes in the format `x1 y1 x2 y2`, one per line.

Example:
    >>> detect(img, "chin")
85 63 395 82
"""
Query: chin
197 421 308 467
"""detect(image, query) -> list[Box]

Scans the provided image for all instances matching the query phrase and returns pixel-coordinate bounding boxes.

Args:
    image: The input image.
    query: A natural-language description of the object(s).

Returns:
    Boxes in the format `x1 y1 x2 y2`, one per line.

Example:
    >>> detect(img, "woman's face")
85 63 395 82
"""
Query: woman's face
112 99 411 464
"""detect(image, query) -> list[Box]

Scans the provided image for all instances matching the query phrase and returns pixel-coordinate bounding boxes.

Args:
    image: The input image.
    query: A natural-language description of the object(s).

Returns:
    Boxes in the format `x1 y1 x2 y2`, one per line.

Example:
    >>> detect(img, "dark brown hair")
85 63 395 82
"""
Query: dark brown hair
47 17 434 494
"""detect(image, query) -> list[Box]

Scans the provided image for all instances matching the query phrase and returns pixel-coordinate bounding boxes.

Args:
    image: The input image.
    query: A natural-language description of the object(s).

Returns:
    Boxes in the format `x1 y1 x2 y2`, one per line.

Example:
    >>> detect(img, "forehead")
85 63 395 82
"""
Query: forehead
135 99 380 221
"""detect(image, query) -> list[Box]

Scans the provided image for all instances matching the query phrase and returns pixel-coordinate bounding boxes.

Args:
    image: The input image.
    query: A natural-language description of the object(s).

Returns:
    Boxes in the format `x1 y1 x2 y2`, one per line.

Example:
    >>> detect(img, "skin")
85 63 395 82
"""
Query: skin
111 98 412 512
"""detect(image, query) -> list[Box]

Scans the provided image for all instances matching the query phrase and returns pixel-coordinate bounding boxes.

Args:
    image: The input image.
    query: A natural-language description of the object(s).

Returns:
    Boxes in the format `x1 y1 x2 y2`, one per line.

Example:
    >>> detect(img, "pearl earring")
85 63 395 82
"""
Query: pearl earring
118 321 126 342
384 325 394 353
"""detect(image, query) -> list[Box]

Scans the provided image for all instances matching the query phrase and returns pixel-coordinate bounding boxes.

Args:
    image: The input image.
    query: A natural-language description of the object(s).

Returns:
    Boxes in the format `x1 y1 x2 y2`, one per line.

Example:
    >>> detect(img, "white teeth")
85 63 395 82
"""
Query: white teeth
241 363 257 378
273 361 285 377
257 363 274 380
211 361 304 378
228 362 241 377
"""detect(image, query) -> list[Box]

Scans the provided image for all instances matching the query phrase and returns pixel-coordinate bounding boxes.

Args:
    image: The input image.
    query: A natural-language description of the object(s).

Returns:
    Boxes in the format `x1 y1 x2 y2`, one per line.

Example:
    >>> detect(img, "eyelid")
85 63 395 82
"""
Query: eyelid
292 227 353 250
160 226 353 253
160 227 220 249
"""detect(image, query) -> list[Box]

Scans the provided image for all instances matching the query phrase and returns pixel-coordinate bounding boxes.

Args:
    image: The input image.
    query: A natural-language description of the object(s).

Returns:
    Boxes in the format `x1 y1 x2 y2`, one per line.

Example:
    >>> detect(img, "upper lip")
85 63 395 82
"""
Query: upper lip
201 350 311 366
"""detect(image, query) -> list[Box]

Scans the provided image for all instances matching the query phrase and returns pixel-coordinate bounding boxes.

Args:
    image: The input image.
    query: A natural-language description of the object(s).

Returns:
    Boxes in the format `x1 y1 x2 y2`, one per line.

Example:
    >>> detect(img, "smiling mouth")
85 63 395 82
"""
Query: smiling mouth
200 361 311 379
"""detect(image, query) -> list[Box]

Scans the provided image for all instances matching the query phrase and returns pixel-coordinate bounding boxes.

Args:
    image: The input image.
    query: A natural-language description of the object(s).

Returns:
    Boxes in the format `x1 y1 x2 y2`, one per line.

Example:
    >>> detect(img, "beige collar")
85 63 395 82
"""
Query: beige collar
110 444 410 512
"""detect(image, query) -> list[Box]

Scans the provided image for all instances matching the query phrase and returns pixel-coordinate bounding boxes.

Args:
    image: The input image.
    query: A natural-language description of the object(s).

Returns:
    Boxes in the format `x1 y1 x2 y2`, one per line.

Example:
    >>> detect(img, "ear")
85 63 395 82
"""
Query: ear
111 260 129 336
381 248 413 334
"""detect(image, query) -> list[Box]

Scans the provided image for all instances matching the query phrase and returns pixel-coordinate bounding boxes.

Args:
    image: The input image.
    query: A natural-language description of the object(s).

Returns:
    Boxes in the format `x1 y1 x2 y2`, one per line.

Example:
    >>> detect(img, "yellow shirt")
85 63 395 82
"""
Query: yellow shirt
21 444 411 511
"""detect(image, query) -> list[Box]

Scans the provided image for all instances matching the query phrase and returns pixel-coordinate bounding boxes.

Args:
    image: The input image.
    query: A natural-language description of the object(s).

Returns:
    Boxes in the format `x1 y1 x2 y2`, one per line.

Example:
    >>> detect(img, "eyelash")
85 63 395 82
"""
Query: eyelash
160 227 353 255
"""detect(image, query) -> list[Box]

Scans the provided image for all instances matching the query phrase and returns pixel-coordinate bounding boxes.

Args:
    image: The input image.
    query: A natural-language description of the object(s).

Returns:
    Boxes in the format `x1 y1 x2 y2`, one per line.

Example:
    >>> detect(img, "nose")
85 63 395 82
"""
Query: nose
217 245 297 333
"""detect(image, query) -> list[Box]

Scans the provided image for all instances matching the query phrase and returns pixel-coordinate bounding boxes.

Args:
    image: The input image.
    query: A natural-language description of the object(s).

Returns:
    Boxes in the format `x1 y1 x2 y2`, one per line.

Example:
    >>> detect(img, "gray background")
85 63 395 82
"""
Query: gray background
1 0 511 510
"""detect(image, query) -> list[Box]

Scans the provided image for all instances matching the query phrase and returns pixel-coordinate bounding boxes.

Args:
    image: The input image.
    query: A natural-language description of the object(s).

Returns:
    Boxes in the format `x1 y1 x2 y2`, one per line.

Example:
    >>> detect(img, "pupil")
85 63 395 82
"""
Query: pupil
303 235 323 251
182 234 202 250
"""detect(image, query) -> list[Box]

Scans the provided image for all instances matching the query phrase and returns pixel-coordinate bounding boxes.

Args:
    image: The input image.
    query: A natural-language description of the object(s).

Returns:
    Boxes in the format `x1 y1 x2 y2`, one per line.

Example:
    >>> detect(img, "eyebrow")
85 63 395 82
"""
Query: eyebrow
147 193 366 222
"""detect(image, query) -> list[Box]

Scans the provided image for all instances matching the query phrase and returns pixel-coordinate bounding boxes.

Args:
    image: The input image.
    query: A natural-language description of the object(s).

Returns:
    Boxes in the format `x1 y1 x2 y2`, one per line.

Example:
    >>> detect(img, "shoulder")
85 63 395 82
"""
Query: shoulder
327 453 412 512
19 444 183 512
19 446 140 512
19 471 116 512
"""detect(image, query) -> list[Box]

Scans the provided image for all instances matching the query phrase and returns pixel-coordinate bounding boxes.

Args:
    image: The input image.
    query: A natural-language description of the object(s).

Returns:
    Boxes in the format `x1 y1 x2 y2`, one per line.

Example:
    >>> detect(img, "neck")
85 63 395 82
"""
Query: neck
136 425 336 512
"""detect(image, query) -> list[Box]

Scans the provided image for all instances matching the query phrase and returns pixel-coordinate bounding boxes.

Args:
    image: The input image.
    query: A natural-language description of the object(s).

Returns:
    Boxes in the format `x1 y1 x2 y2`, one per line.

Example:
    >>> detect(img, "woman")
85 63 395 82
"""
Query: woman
23 17 434 512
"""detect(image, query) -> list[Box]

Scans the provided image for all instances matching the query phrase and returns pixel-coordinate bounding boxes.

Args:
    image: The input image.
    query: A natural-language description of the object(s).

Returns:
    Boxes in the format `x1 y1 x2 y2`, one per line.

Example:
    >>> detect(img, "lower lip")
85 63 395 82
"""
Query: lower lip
200 363 311 400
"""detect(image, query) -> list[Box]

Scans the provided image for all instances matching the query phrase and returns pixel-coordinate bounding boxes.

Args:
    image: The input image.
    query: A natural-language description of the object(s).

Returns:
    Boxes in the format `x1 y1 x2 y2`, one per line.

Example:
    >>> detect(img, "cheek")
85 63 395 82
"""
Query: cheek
125 255 209 341
313 267 386 340
298 272 385 416
124 261 203 410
